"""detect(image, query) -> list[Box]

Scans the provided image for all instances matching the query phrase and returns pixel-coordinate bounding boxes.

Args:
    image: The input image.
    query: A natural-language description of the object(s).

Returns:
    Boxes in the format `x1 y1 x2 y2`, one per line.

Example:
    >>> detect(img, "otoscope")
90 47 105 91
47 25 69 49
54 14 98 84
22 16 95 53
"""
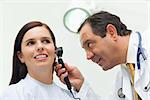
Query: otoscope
56 47 72 90
56 47 80 100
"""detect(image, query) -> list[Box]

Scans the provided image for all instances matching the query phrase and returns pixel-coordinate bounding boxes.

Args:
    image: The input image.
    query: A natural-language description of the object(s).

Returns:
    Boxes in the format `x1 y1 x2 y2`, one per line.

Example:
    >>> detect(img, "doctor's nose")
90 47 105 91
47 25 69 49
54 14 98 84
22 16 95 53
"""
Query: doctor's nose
86 51 94 60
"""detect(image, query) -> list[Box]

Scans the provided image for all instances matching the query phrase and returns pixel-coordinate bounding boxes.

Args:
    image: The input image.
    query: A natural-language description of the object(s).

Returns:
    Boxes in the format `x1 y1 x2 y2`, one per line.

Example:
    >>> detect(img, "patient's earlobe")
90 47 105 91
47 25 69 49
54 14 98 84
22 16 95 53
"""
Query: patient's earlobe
17 51 25 63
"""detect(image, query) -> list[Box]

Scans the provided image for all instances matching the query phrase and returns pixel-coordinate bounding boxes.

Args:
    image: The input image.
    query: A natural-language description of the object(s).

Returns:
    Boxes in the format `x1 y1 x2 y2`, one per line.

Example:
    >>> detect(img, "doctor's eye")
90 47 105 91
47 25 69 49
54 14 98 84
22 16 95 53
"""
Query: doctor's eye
87 41 94 49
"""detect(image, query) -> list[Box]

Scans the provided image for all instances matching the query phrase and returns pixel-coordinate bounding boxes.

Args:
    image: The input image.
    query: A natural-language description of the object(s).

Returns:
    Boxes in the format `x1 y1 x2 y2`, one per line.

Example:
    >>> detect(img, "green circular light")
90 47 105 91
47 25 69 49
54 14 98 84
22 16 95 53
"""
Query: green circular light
63 8 90 33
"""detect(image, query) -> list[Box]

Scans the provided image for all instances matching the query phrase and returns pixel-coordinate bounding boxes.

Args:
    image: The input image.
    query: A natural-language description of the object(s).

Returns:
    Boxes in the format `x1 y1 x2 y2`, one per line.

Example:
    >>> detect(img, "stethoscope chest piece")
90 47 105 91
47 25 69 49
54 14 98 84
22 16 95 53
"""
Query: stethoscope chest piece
118 88 125 98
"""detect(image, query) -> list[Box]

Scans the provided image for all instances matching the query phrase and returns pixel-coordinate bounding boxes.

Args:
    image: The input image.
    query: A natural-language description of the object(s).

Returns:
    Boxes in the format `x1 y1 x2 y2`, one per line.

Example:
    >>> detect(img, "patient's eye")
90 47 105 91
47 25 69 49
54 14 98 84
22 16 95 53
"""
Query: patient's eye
27 41 35 46
42 39 51 44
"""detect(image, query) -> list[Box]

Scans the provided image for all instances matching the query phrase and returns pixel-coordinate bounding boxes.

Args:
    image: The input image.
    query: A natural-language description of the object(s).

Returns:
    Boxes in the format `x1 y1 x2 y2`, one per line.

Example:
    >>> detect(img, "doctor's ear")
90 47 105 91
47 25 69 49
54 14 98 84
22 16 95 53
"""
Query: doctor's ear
17 51 25 63
106 24 118 41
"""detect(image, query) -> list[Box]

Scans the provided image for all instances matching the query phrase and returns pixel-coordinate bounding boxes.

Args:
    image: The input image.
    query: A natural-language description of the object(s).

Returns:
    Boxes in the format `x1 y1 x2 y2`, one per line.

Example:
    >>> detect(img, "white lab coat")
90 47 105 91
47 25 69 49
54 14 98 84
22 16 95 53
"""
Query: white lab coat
113 30 150 100
116 32 150 100
111 32 150 100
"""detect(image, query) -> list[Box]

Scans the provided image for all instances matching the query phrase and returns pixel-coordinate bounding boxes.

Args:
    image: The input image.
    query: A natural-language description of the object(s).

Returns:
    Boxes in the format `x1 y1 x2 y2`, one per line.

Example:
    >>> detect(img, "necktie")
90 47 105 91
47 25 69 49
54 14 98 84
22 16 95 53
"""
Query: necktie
126 63 141 100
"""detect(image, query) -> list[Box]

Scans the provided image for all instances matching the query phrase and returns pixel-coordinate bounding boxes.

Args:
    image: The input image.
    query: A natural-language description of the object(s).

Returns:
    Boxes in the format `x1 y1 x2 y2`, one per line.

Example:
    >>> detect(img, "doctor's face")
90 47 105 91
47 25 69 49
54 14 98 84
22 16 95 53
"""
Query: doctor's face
18 26 55 73
80 23 118 70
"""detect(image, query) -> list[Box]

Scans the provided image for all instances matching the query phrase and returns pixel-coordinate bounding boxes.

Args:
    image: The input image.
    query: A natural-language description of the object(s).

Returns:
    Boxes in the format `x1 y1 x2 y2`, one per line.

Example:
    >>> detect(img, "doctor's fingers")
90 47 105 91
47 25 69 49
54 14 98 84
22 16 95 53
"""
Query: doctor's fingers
55 64 62 71
55 63 69 71
59 72 69 84
55 63 72 74
56 67 66 77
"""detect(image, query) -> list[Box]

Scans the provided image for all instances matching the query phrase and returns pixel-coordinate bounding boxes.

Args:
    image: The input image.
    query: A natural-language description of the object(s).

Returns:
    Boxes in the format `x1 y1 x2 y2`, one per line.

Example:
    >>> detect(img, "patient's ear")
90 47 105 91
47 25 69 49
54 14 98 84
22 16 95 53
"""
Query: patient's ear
17 51 25 63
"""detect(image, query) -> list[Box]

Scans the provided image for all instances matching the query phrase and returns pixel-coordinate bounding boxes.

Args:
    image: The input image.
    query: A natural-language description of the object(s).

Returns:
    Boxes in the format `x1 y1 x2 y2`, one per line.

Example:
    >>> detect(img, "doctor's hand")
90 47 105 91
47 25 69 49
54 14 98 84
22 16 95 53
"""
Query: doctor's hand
55 63 84 92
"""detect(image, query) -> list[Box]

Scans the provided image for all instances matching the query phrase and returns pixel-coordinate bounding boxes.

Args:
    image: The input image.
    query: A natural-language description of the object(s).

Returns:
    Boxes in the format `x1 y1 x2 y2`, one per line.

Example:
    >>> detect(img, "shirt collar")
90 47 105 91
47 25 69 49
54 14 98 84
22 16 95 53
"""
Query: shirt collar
25 74 55 87
126 32 139 64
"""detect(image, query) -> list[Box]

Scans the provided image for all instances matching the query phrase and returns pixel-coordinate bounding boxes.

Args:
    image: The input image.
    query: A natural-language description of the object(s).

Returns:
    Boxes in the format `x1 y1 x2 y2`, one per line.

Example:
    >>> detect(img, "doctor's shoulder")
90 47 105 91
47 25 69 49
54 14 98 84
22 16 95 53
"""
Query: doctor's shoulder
142 28 150 64
142 28 150 49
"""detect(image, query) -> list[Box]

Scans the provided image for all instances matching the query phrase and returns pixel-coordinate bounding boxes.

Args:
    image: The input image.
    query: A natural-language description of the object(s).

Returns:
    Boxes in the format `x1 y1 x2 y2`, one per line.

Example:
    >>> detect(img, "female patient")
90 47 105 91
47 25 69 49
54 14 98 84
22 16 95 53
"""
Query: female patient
0 21 80 100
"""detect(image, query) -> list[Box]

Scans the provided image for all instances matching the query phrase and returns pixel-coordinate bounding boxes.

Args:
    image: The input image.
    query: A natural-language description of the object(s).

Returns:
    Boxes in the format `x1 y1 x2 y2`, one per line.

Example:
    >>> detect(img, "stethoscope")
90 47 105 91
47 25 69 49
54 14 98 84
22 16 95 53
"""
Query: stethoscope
118 32 150 98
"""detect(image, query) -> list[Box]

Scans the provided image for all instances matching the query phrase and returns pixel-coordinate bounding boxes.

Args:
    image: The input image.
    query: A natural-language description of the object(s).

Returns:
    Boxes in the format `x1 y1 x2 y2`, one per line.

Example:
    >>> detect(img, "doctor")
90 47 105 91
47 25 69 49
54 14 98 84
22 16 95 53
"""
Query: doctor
56 11 150 100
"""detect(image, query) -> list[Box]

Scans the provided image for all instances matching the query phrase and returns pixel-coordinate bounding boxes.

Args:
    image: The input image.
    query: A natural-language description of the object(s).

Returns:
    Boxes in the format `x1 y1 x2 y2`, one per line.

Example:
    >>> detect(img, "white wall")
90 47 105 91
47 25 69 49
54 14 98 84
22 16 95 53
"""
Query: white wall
0 0 149 97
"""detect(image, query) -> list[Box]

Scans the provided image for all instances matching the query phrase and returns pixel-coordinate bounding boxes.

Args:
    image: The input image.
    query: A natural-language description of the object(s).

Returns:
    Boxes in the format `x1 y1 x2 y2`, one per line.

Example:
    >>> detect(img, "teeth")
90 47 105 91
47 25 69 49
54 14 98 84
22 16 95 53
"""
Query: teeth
35 55 47 59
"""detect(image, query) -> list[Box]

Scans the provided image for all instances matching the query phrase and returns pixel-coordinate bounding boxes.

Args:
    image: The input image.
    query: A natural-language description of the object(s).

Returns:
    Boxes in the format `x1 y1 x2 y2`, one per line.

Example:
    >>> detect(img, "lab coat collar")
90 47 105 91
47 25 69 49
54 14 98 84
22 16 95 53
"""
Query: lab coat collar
24 74 55 90
126 31 139 64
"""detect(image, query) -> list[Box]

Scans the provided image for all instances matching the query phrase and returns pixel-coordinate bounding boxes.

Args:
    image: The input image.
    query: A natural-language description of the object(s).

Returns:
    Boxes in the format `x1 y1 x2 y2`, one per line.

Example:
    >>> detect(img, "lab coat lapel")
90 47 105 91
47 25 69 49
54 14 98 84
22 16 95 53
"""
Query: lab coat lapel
134 59 149 99
121 66 134 100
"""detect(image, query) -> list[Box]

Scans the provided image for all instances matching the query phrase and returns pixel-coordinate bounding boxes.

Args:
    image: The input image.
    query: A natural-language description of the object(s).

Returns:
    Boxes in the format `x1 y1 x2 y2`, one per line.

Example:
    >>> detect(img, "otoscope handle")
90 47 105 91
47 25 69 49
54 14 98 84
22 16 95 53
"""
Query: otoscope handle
58 58 72 90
